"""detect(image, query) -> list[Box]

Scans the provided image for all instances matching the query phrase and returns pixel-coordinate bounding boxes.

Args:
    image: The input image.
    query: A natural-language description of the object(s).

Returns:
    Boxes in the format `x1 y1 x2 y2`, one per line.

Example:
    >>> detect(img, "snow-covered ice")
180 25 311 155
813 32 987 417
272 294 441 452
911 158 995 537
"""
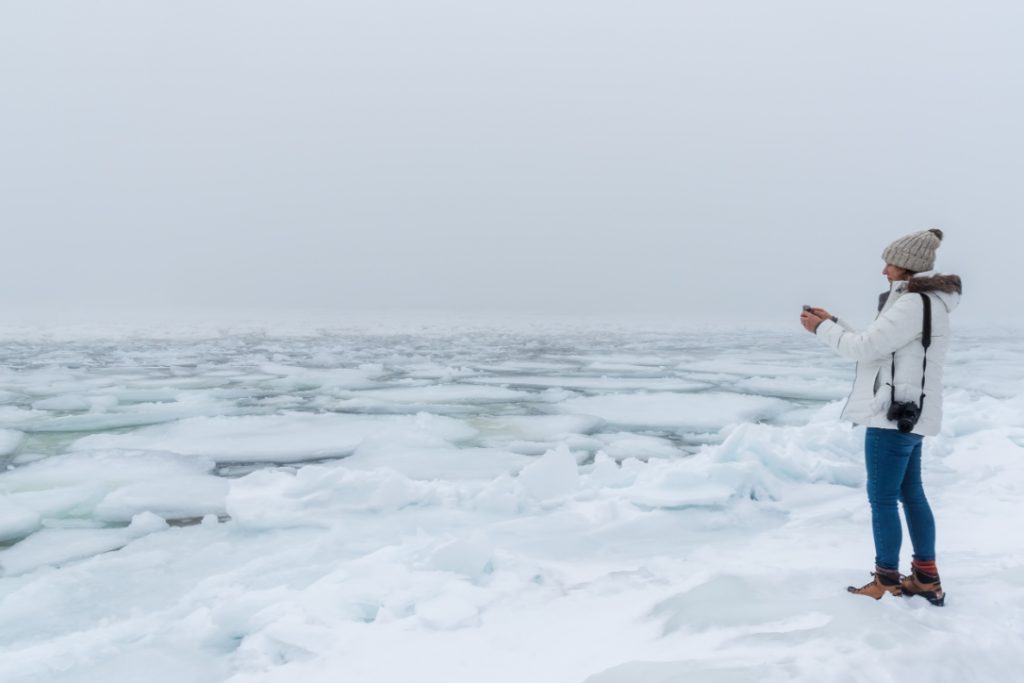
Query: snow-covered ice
0 322 1022 683
466 375 712 392
70 413 479 464
0 429 23 457
559 391 793 430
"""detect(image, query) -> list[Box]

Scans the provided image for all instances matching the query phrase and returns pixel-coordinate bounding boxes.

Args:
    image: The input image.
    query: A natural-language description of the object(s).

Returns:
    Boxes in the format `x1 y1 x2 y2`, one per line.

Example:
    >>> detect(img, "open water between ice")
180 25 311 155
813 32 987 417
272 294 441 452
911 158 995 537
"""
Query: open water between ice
1 322 1022 682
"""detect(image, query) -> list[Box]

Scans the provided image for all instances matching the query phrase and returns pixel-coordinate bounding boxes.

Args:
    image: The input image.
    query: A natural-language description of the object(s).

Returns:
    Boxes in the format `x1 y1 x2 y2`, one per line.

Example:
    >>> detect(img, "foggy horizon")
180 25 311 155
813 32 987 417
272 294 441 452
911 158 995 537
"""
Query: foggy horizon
2 1 1020 325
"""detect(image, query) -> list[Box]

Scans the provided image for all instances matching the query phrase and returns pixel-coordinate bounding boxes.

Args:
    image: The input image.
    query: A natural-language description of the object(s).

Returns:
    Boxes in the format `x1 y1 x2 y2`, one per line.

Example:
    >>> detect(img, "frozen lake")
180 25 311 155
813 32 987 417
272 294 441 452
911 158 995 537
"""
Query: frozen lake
1 321 1023 682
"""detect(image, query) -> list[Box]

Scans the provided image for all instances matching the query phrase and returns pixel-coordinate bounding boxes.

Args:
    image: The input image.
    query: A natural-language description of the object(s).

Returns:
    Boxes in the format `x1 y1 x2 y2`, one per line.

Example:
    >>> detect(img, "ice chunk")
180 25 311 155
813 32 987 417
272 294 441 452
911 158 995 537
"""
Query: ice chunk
72 412 478 463
471 414 603 441
0 496 40 542
129 377 233 390
98 388 183 404
225 465 431 529
465 375 711 392
93 475 229 522
128 511 170 534
471 474 522 515
941 390 1022 437
585 451 636 488
560 392 792 430
28 393 241 432
713 421 863 487
0 449 223 524
517 445 579 500
0 428 23 456
344 445 532 481
353 384 531 404
426 537 495 578
0 512 168 576
0 406 50 430
259 363 386 390
624 458 766 509
595 432 683 461
401 363 477 381
729 376 850 401
678 357 838 378
30 394 95 411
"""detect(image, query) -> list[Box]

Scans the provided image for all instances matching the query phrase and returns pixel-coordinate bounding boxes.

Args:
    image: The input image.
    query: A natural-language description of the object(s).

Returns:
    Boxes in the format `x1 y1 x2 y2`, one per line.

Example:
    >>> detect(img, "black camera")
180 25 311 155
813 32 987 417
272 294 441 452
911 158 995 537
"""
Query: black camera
887 400 921 434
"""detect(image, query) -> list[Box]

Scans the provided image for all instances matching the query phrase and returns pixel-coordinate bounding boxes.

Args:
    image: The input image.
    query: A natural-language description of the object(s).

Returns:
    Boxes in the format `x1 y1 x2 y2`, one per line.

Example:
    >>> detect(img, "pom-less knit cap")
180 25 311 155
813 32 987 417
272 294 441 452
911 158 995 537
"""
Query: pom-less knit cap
881 228 944 272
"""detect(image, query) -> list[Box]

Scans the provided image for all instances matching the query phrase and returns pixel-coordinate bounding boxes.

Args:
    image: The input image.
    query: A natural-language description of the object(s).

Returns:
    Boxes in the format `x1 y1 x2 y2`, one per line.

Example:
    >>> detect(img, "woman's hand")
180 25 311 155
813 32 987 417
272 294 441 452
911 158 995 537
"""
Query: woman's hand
800 309 827 333
809 307 832 320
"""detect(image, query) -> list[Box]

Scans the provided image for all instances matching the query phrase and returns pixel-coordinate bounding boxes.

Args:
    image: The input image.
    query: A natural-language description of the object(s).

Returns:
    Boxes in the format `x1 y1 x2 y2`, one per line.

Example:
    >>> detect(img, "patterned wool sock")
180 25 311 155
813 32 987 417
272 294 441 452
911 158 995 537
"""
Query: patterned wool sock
912 559 940 581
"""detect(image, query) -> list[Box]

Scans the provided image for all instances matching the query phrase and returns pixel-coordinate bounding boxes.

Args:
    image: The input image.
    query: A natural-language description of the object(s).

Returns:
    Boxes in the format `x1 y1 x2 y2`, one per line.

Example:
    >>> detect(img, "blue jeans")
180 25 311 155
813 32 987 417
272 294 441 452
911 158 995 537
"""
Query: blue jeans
864 427 936 570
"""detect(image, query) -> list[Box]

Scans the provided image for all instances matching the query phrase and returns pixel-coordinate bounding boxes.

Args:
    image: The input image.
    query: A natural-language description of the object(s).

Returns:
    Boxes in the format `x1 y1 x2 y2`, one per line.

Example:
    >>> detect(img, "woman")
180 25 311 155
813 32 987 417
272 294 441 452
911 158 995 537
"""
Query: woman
800 228 962 606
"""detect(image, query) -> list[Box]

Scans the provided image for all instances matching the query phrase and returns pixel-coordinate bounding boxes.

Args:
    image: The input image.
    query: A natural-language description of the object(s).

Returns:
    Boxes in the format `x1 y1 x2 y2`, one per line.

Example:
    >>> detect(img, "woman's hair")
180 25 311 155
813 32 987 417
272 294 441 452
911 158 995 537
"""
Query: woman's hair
887 263 917 278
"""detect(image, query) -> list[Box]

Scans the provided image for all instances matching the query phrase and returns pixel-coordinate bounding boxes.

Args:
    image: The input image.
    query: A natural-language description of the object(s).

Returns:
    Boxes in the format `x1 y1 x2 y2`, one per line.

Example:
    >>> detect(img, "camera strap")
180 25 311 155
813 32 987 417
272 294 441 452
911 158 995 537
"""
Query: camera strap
889 292 932 411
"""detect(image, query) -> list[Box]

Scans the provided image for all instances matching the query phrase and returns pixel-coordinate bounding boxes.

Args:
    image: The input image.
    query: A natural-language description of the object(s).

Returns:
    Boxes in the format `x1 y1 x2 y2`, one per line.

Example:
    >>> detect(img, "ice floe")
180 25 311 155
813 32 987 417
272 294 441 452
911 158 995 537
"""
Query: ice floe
0 450 226 535
465 375 711 392
70 412 478 463
350 385 532 404
559 392 793 430
0 324 1021 683
0 428 23 456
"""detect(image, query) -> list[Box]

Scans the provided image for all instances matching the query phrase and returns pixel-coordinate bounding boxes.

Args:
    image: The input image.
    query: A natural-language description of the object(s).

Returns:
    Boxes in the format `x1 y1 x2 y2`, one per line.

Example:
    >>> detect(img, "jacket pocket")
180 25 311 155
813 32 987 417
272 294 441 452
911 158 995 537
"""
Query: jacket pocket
871 381 891 415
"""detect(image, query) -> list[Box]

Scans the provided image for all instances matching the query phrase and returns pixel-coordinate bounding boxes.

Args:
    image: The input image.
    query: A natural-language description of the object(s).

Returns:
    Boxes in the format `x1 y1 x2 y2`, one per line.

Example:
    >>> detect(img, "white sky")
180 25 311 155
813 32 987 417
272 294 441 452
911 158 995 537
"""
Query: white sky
1 1 1020 324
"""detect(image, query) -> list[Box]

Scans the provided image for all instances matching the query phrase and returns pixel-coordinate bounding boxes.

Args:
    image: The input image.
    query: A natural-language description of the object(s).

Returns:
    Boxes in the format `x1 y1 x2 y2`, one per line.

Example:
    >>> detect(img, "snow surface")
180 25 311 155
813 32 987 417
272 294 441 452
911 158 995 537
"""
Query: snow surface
0 324 1022 683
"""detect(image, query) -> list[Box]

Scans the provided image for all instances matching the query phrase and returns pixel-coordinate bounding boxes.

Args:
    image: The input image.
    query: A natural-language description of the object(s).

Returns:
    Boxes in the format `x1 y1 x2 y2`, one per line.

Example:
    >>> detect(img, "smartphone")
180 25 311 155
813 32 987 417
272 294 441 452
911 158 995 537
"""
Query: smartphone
802 305 814 312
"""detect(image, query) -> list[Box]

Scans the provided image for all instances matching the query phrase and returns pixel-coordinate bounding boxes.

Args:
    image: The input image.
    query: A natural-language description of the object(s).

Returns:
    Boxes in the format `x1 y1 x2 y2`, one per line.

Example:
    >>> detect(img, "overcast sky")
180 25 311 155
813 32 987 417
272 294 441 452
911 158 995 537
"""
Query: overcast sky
1 1 1020 324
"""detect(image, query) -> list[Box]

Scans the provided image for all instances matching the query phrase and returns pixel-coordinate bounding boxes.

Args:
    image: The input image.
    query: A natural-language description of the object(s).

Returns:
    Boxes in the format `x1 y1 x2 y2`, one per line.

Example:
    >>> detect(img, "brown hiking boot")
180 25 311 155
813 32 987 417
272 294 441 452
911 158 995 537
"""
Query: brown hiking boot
901 568 945 606
847 568 903 600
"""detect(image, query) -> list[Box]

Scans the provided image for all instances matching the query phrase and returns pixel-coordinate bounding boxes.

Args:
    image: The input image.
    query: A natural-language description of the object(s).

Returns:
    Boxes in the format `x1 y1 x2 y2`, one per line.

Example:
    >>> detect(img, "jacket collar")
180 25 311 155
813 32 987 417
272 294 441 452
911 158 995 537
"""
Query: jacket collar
891 270 936 293
882 271 962 313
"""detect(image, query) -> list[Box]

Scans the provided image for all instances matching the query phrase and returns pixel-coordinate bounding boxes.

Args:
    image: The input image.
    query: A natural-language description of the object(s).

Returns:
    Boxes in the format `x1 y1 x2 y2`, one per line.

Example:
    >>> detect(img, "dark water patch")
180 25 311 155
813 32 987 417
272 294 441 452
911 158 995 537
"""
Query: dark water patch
214 455 353 478
167 514 231 527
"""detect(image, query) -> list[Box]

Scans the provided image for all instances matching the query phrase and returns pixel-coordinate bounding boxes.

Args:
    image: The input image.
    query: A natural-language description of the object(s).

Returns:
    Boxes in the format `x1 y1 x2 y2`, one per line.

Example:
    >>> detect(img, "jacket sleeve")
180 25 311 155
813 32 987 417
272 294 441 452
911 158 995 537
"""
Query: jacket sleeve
834 317 856 333
815 295 923 361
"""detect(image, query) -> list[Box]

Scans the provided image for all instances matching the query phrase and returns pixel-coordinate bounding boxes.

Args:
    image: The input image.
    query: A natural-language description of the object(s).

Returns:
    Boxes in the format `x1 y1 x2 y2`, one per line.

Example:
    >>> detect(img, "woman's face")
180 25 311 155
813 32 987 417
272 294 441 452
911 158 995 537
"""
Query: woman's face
882 263 911 282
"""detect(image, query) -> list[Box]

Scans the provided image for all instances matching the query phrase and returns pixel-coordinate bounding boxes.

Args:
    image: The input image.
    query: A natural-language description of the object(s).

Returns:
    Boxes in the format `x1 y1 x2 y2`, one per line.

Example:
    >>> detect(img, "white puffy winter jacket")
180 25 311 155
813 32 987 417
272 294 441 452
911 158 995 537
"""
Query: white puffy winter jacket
814 273 962 437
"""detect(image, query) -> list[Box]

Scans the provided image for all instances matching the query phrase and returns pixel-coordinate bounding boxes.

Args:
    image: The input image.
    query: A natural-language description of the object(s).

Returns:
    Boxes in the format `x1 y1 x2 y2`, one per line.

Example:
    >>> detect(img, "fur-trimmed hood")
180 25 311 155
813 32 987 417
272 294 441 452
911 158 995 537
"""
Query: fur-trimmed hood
878 273 962 313
906 273 963 295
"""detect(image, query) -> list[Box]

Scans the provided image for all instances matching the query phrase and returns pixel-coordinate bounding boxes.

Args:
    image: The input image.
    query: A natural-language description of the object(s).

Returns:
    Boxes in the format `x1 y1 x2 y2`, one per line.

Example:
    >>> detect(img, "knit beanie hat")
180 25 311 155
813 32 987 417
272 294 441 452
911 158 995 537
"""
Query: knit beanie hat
881 228 944 272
